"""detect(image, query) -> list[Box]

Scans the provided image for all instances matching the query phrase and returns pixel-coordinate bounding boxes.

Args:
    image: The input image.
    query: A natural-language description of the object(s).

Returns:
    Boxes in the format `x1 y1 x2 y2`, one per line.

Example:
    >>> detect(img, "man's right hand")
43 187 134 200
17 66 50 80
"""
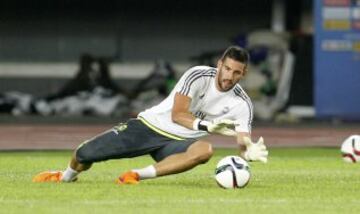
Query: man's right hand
207 119 237 136
194 118 237 136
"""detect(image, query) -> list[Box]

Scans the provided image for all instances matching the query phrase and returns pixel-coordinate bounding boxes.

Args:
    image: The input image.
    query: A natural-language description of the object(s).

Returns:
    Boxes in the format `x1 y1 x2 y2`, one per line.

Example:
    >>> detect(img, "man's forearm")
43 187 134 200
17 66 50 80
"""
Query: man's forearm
237 132 250 158
171 112 196 130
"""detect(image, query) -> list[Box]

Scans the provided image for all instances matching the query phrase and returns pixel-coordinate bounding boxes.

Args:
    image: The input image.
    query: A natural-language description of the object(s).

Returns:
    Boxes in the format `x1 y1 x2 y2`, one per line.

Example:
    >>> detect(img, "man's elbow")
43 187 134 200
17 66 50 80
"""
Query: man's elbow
171 112 180 124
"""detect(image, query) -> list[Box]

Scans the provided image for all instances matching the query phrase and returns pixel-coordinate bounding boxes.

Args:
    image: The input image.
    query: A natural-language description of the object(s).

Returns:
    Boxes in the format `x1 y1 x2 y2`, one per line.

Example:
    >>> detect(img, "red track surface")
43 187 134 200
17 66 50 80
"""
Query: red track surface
1 124 360 150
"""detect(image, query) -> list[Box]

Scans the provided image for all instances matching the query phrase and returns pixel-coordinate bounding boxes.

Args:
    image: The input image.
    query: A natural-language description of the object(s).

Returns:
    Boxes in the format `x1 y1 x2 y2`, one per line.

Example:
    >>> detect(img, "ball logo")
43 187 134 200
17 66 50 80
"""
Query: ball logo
352 139 360 156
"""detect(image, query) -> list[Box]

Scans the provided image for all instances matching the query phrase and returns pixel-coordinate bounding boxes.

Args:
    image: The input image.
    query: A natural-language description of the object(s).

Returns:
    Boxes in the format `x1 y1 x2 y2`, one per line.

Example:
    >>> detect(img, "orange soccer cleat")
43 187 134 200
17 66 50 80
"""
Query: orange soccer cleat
32 171 63 183
116 171 140 185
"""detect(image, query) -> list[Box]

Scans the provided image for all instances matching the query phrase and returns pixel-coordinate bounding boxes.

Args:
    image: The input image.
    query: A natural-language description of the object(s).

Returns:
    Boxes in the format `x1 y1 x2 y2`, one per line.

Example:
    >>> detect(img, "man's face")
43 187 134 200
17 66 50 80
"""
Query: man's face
216 57 247 92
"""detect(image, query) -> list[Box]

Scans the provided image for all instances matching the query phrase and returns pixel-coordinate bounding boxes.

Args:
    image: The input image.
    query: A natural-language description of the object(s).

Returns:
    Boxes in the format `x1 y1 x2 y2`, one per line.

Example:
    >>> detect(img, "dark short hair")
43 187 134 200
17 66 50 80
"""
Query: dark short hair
220 46 250 68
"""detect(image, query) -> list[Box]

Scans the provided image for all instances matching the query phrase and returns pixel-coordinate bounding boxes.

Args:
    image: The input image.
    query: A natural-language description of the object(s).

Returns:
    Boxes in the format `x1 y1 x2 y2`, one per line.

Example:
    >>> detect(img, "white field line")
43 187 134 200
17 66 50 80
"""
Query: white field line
0 63 191 79
0 198 288 205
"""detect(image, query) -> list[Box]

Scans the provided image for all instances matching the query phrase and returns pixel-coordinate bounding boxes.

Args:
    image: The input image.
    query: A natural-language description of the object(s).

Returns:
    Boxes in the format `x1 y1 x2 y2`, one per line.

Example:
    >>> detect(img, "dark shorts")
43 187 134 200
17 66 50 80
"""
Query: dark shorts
75 119 198 164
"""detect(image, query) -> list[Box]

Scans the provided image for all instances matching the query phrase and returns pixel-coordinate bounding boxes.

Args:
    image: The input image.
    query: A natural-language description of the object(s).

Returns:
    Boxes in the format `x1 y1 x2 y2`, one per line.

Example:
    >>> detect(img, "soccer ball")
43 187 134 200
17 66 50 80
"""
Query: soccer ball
341 135 360 163
215 156 250 189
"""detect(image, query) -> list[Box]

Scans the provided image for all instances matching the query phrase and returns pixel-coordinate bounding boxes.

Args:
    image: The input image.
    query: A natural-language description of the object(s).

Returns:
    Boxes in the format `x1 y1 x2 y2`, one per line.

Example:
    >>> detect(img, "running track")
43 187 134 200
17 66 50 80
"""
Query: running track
1 124 359 150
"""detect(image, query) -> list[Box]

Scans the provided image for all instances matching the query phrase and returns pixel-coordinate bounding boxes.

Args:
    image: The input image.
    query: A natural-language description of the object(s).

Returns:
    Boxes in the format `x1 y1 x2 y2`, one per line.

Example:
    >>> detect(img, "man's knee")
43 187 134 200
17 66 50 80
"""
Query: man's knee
75 143 95 164
188 141 213 164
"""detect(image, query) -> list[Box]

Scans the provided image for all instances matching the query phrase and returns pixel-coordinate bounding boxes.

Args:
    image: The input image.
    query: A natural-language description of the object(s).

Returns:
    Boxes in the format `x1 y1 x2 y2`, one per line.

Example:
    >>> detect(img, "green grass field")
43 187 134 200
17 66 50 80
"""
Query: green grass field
1 148 360 214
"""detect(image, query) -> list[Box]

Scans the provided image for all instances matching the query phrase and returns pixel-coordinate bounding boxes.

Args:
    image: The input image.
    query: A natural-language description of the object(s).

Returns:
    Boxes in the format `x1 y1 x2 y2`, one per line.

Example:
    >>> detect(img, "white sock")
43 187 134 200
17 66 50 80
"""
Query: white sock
132 165 157 180
61 166 79 182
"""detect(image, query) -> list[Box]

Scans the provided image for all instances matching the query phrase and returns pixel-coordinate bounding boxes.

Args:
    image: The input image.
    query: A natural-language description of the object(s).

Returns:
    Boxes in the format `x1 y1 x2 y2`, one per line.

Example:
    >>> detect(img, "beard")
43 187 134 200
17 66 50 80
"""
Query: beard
218 78 234 91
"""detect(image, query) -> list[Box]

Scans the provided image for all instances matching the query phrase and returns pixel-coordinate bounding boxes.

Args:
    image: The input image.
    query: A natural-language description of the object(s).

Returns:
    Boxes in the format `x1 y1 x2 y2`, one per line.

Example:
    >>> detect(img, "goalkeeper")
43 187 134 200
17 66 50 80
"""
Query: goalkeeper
33 46 269 184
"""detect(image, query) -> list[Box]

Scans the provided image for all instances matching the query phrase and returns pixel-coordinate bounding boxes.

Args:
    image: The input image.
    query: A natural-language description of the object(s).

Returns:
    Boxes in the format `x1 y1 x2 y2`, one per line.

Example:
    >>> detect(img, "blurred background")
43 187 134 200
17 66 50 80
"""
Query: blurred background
0 0 359 126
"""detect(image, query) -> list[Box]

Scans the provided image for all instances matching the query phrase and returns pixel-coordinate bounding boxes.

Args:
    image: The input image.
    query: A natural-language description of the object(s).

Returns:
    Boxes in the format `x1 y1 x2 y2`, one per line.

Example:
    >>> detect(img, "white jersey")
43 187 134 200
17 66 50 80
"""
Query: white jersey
138 66 253 139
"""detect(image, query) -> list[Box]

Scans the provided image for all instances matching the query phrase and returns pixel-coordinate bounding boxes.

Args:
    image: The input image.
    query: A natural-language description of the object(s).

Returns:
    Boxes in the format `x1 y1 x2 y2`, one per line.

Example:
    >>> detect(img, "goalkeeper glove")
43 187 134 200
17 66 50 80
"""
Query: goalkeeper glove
243 136 268 163
193 118 237 136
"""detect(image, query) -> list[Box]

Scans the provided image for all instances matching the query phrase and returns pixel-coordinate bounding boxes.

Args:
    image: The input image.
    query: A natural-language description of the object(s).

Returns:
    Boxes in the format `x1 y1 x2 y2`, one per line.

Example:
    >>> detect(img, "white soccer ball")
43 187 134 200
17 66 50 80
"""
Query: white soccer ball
215 156 250 189
341 135 360 163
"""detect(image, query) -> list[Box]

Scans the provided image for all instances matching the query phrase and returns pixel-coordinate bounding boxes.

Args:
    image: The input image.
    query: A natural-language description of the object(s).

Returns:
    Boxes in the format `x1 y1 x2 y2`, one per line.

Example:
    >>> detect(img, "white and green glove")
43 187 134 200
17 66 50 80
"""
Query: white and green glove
193 118 237 137
243 136 268 163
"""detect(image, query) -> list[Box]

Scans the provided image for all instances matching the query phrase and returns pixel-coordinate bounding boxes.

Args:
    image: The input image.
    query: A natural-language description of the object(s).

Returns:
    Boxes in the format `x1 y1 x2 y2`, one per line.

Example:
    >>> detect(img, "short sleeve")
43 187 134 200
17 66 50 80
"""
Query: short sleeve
176 67 210 98
234 102 253 134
